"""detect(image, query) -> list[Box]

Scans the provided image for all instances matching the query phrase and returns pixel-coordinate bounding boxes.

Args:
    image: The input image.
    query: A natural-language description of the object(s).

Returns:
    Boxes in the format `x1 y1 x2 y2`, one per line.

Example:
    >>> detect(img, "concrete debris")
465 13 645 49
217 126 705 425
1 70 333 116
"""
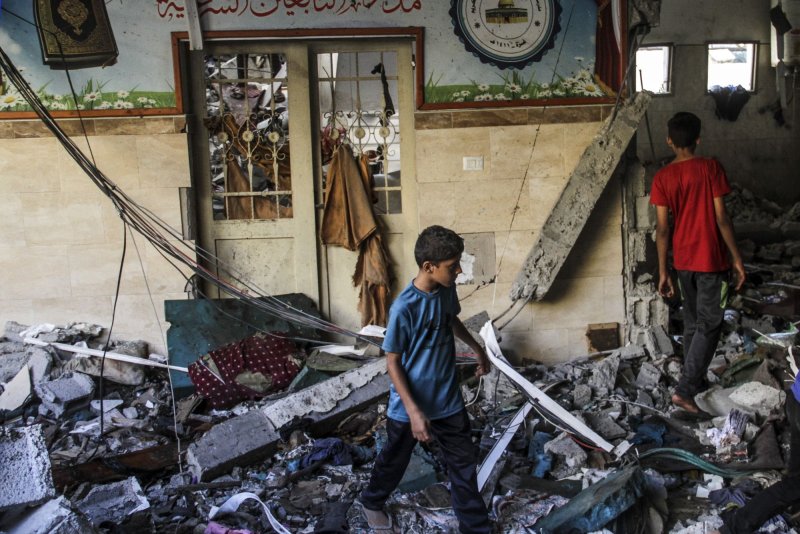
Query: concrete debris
3 263 800 534
1 496 98 534
589 353 620 395
35 372 95 417
75 477 150 526
0 425 55 512
0 366 31 413
63 339 149 385
544 432 588 478
511 91 653 301
187 357 390 481
728 381 785 418
635 361 662 389
643 324 675 357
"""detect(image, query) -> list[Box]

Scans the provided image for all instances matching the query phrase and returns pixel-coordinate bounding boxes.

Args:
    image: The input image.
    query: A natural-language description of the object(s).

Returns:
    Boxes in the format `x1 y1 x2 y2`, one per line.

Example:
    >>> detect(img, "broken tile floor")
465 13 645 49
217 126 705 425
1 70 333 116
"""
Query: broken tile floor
2 187 800 533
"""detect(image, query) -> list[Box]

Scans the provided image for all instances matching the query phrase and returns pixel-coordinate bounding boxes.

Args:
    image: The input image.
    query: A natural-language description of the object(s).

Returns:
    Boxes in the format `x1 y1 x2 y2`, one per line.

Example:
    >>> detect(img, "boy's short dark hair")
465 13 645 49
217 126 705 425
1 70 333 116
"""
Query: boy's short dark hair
667 112 702 149
414 225 464 267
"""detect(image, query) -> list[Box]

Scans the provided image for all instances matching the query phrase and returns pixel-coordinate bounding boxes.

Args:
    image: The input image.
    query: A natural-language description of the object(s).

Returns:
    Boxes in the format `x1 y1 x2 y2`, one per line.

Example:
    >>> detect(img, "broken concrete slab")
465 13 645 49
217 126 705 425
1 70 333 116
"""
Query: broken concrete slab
617 344 647 360
544 432 588 478
35 372 95 417
27 347 52 384
2 496 97 534
187 358 390 481
0 348 30 384
0 366 31 413
4 321 28 343
510 91 652 301
728 382 785 418
643 325 674 357
586 413 628 441
589 353 620 394
0 425 55 512
572 383 592 409
532 466 645 533
75 476 150 526
636 362 662 389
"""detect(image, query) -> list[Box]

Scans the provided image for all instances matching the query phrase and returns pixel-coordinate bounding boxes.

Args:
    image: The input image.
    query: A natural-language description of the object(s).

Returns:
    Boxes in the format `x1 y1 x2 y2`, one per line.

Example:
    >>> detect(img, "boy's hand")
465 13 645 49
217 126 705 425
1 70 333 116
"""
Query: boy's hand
732 259 746 291
658 273 674 298
409 409 432 442
475 352 491 378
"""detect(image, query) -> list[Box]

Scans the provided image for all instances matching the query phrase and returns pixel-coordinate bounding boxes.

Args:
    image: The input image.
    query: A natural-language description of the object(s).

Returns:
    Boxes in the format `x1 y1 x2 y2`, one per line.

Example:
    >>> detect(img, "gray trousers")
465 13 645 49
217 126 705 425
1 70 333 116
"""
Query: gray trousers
675 270 729 400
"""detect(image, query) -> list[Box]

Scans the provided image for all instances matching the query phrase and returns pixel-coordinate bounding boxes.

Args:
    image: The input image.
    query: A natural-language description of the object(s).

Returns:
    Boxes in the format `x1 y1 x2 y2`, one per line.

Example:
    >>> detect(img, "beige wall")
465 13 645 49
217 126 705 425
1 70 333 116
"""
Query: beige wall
0 118 191 354
414 111 625 364
0 109 624 364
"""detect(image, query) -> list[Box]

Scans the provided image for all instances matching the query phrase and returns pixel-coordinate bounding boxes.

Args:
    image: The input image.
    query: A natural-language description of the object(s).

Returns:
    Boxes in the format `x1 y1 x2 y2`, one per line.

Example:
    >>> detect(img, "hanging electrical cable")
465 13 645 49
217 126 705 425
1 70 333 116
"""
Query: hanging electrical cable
0 42 382 349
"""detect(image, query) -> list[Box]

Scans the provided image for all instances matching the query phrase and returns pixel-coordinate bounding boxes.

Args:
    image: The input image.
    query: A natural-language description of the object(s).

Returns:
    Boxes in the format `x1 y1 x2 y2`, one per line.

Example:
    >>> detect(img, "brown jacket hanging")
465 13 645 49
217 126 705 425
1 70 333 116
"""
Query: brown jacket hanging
320 144 377 251
320 144 391 326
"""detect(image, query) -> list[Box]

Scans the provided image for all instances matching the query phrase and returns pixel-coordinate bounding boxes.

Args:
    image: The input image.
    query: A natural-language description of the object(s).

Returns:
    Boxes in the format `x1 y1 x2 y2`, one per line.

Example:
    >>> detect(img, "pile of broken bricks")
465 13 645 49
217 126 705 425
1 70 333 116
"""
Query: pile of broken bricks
1 274 800 533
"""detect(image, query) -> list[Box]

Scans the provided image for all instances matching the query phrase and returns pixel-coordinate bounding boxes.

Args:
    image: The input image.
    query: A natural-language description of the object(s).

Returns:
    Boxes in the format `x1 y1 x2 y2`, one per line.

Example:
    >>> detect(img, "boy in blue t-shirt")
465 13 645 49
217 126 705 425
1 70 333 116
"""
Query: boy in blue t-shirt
358 225 492 533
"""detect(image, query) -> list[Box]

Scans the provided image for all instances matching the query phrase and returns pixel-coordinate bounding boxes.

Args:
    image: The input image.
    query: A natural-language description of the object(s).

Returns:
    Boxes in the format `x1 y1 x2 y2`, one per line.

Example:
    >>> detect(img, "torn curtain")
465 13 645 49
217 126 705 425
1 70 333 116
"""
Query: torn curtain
320 145 391 326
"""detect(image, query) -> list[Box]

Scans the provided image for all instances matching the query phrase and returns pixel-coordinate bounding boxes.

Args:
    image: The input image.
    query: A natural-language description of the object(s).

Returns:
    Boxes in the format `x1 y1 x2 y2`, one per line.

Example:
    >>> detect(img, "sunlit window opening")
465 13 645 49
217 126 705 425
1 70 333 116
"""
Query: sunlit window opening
707 43 757 91
635 45 672 94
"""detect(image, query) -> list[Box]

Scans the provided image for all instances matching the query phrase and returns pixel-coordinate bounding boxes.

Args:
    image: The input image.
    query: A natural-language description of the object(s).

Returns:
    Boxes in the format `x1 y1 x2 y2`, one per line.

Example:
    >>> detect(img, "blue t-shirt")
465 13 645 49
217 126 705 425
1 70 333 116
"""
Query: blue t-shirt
383 280 463 422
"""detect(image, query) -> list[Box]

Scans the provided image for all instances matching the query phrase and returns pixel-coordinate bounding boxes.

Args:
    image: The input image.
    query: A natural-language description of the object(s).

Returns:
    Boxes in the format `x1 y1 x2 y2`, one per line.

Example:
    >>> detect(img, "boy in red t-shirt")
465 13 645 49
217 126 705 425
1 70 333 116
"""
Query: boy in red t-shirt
650 112 746 414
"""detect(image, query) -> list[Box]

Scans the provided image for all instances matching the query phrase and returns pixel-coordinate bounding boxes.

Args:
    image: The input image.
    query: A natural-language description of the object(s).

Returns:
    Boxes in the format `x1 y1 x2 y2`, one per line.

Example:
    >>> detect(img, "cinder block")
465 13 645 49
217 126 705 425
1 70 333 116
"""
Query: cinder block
35 372 95 417
0 425 56 511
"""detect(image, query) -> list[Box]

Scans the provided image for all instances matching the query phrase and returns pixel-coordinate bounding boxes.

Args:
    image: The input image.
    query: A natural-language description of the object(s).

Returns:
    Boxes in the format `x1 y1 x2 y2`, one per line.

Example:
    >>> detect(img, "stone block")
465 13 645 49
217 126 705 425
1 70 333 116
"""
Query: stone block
75 477 149 526
35 372 95 417
635 362 662 389
729 382 785 418
0 425 56 511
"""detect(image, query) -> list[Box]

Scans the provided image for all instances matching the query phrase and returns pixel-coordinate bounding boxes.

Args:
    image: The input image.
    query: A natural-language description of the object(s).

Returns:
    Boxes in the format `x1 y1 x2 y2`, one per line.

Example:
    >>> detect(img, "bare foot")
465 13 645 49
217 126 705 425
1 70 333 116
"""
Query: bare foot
361 506 393 531
672 393 700 413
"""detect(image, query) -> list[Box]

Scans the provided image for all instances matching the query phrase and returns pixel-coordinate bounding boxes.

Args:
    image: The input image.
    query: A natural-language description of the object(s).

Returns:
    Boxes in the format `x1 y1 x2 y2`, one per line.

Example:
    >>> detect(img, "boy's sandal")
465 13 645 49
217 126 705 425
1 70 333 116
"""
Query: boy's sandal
355 500 394 532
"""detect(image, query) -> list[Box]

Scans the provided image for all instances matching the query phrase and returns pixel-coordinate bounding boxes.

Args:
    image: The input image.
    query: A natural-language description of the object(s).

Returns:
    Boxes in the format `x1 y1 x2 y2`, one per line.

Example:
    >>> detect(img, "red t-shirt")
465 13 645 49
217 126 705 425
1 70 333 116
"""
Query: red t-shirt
649 157 731 272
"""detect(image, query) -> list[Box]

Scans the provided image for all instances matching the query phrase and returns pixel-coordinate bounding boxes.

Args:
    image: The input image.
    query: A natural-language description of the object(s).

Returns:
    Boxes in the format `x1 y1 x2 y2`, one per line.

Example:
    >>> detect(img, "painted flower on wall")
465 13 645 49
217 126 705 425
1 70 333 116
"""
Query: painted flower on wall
0 91 23 109
424 61 609 104
0 75 176 113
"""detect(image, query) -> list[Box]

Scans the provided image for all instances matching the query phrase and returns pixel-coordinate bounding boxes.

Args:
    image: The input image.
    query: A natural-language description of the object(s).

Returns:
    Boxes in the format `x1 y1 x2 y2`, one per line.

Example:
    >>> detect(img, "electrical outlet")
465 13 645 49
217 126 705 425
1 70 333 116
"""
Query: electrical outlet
463 156 484 171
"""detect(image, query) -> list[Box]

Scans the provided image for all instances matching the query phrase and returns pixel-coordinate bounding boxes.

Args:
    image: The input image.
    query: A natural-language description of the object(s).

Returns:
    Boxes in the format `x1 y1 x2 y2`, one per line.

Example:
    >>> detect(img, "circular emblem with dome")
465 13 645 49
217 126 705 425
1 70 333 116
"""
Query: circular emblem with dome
450 0 562 69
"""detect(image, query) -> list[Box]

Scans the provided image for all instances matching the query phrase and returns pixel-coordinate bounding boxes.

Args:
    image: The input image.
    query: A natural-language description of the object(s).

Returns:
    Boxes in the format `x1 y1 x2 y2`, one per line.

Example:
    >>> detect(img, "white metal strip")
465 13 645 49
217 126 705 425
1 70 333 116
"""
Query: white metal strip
479 321 613 452
477 402 533 491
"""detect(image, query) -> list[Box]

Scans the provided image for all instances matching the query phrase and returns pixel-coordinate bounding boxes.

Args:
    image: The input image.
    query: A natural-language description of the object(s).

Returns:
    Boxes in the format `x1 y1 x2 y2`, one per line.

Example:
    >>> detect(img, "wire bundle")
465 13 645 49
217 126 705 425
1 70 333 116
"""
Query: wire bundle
0 43 379 347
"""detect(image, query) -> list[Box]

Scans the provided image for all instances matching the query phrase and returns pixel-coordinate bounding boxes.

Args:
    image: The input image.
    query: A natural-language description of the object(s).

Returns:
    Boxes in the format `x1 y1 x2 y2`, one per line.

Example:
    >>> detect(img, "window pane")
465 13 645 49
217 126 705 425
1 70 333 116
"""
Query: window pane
707 43 756 91
205 52 292 221
635 45 671 94
317 50 402 215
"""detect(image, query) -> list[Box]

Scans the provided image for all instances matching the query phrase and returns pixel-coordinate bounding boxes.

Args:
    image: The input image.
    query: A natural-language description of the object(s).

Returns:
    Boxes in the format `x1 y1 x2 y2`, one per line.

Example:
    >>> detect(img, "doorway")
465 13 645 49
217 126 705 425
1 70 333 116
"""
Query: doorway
187 36 418 330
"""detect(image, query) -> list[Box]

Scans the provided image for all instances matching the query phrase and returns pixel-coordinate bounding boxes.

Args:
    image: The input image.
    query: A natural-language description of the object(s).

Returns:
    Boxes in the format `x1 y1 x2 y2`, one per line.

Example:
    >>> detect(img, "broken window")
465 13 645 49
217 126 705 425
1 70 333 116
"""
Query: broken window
707 42 757 92
635 44 672 94
317 50 402 215
205 53 293 221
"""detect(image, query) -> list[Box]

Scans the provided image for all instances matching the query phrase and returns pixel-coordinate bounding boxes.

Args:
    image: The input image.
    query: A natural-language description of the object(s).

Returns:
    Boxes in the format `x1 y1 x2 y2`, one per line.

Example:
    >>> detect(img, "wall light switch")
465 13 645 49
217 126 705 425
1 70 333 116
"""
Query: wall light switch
462 156 484 171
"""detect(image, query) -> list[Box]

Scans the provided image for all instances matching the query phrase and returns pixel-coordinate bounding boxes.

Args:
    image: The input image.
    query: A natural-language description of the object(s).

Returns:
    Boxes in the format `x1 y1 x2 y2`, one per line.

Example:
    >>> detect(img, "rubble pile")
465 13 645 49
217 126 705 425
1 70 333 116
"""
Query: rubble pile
0 300 799 533
726 184 800 286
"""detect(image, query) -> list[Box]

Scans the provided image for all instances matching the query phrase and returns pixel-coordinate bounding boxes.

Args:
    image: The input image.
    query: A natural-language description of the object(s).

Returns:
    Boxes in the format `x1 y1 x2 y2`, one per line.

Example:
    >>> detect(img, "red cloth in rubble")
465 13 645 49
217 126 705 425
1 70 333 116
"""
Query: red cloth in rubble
188 333 299 408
